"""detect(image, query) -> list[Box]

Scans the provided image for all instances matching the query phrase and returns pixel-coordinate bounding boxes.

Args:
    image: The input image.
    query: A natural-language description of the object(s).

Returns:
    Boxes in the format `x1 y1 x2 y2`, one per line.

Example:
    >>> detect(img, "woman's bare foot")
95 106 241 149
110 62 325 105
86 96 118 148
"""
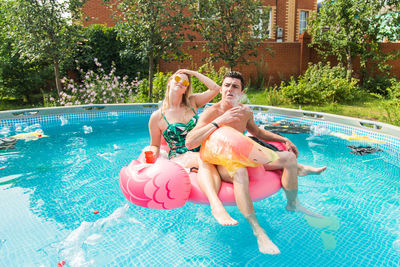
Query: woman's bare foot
298 165 327 177
254 230 280 255
286 203 323 218
211 207 238 226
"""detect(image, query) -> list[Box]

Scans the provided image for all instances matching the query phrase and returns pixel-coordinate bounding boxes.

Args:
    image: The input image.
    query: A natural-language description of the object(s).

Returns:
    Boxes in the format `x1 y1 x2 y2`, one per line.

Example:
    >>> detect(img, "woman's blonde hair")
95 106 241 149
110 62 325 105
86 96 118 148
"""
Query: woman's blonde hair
161 73 193 113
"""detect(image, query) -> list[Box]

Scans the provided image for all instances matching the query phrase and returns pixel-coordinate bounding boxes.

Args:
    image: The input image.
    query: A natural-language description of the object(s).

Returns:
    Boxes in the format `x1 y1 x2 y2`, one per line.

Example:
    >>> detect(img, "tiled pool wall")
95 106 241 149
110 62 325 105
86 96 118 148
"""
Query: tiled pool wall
1 105 399 154
0 110 154 129
267 114 400 154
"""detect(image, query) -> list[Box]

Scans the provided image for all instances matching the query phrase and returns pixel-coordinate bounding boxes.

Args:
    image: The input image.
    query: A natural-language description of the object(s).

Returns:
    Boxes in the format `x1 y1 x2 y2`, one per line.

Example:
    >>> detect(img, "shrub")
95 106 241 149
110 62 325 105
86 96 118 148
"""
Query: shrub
136 61 229 104
136 61 230 104
191 60 229 103
377 79 400 126
280 62 361 105
248 54 274 90
135 79 149 103
362 74 392 96
152 72 171 102
136 72 171 103
50 59 140 106
263 86 287 106
246 87 287 106
61 24 148 81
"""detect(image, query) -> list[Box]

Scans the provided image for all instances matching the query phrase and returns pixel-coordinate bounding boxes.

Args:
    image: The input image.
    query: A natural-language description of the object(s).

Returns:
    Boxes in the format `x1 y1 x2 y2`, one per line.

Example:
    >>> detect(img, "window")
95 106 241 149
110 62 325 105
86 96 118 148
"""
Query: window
299 10 309 35
253 7 272 39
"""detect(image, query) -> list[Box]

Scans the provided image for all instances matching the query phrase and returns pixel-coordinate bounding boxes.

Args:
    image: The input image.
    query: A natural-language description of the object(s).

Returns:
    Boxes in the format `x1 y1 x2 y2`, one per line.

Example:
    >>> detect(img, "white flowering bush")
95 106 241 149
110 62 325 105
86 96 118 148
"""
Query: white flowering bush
50 58 141 105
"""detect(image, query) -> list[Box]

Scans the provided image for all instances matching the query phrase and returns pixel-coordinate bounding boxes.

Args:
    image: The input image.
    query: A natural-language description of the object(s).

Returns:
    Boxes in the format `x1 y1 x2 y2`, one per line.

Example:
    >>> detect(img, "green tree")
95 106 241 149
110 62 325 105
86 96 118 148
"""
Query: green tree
113 0 191 101
308 0 400 81
191 0 271 70
61 24 147 81
0 1 50 102
2 0 86 94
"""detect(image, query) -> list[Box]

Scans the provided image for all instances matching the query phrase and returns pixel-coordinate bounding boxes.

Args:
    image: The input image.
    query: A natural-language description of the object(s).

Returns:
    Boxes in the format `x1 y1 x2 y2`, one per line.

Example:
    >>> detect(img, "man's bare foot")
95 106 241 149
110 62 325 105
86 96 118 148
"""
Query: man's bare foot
298 165 327 177
211 207 238 226
254 230 280 255
286 203 323 218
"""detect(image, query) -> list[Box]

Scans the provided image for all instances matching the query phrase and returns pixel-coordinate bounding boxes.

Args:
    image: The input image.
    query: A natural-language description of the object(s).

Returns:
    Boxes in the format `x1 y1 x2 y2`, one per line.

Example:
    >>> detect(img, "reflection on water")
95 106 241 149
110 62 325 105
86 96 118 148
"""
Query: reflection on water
305 215 340 250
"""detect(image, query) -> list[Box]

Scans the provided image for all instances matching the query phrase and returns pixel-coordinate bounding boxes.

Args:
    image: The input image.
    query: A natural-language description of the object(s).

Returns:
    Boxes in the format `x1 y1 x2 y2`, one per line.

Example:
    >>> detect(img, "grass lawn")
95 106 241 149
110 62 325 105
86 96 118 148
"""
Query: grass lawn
246 90 398 126
0 98 42 111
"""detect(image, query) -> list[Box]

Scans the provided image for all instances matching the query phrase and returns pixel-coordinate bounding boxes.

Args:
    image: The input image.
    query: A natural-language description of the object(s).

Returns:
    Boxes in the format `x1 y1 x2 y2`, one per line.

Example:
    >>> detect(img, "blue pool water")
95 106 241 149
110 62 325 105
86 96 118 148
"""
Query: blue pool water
0 111 400 266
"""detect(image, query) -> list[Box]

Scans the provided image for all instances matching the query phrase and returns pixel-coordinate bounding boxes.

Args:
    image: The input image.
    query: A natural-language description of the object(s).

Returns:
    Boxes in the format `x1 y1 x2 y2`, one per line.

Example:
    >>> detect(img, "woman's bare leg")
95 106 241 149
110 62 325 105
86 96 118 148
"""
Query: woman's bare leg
197 160 238 225
173 152 237 225
171 152 199 169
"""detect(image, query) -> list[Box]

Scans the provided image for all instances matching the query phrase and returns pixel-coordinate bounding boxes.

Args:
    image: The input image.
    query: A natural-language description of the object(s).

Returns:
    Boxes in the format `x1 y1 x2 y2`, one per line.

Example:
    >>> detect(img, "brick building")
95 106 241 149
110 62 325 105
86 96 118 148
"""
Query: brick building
82 0 400 84
82 0 116 27
83 0 317 42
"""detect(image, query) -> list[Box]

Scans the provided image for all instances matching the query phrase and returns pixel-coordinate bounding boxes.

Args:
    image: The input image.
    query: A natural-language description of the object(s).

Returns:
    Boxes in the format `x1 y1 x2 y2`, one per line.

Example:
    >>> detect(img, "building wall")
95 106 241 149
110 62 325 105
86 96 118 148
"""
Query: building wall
258 0 317 42
159 41 302 86
160 36 400 86
285 0 296 42
296 0 317 41
382 43 400 79
82 0 115 26
81 0 400 84
309 42 400 80
82 0 318 42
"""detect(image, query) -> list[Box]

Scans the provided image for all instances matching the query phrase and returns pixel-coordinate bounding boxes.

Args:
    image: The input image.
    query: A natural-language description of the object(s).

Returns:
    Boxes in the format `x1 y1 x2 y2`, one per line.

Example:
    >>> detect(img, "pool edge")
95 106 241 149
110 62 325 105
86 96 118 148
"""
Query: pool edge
1 103 399 141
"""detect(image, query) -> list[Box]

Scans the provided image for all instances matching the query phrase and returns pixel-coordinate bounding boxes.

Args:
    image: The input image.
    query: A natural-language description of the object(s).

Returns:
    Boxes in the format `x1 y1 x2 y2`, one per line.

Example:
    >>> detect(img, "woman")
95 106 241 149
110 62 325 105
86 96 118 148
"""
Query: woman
148 69 238 226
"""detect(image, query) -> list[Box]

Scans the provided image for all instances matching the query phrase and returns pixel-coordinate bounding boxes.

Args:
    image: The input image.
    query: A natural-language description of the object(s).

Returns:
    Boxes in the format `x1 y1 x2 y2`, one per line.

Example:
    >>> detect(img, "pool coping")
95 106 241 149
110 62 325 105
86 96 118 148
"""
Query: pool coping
0 103 399 141
249 105 400 139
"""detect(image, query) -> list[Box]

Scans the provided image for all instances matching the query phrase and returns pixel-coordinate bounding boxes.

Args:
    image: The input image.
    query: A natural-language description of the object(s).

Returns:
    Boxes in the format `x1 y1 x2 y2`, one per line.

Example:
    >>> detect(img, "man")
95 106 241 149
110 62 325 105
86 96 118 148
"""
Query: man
186 71 326 254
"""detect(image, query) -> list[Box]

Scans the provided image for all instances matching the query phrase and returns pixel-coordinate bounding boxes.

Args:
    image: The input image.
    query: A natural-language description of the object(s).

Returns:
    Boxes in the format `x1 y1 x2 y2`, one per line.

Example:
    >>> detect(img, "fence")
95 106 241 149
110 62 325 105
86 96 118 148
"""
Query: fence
159 33 400 86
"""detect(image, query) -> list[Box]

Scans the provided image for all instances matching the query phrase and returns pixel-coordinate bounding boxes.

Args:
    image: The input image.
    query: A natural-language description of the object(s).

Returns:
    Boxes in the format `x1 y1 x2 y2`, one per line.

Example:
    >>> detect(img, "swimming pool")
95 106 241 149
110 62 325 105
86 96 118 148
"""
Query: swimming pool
0 105 400 266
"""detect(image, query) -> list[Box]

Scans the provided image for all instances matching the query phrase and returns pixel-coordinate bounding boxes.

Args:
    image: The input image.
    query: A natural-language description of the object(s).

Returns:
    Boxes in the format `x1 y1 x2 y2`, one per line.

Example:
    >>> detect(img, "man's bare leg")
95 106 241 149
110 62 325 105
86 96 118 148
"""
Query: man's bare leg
246 142 327 177
263 151 322 218
297 164 327 176
197 160 238 226
218 166 280 254
246 213 280 255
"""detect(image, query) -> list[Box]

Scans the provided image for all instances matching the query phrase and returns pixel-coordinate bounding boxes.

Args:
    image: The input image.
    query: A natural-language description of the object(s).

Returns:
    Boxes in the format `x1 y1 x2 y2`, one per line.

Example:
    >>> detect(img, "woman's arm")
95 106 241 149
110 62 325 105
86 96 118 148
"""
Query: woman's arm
177 69 220 108
148 110 162 158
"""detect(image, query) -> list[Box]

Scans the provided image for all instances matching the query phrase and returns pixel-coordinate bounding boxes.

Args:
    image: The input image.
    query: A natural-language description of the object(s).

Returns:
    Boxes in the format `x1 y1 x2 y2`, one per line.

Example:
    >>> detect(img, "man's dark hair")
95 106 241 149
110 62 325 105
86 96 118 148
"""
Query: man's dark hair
223 71 245 91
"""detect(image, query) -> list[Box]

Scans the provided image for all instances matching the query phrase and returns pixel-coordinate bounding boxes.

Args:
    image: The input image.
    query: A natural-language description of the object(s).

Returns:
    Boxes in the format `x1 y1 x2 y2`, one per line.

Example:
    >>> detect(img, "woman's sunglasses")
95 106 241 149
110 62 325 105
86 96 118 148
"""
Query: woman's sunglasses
174 75 190 87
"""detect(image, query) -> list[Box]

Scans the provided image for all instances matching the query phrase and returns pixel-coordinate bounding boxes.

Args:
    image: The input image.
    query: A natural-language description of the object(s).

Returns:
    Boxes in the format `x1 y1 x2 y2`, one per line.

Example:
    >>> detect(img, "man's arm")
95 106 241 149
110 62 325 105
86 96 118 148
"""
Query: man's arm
186 107 219 149
186 105 243 149
246 113 299 157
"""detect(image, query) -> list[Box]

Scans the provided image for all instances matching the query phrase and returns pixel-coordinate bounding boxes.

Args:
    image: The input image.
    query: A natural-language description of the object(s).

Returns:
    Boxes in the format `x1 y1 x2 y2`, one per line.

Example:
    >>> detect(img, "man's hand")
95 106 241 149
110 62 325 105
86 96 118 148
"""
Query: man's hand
214 106 243 126
284 138 299 158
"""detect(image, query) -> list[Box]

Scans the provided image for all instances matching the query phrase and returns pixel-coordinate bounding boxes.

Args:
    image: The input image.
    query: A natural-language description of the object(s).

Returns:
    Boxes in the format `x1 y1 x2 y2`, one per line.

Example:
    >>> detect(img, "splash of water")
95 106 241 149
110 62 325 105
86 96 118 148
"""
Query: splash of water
57 205 136 266
60 117 69 126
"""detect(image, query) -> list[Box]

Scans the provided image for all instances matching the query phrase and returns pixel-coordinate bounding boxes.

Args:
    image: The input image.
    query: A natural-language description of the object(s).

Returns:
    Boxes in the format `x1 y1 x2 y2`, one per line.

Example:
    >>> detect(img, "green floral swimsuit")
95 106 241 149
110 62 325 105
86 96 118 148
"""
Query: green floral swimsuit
162 108 200 159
